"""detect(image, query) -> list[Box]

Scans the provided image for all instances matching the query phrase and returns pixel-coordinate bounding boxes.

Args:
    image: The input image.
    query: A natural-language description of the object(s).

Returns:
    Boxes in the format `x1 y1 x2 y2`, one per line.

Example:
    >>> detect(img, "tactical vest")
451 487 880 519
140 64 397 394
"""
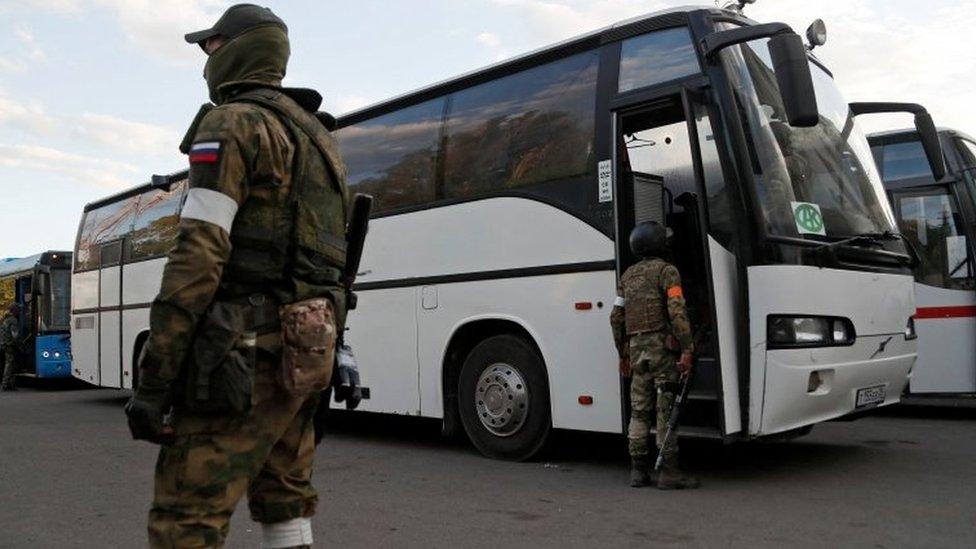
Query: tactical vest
218 88 349 307
621 258 669 335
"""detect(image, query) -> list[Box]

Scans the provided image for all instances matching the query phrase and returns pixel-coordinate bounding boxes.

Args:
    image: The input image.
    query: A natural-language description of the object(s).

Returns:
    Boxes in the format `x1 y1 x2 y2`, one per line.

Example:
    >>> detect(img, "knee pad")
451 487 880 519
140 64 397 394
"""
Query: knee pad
261 517 313 548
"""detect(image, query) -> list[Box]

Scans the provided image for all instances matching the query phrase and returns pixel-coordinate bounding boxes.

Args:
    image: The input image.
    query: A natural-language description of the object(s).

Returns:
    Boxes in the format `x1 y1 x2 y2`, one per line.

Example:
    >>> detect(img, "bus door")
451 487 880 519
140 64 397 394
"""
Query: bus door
612 88 739 438
890 184 976 394
98 239 124 388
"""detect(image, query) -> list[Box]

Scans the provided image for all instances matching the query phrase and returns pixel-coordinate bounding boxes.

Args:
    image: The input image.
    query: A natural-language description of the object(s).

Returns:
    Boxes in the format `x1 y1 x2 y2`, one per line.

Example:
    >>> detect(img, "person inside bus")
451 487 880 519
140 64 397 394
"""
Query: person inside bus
0 303 22 392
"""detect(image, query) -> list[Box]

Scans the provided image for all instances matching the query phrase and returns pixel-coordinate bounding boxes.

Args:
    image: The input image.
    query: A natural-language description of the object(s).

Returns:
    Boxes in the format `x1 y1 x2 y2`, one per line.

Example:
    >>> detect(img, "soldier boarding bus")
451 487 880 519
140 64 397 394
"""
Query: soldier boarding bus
0 251 73 379
869 128 976 400
73 6 932 460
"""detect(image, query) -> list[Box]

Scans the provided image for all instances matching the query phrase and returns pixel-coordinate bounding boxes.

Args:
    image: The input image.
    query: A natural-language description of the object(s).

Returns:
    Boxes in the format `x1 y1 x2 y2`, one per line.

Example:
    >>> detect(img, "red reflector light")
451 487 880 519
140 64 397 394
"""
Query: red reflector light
578 395 594 405
575 302 593 311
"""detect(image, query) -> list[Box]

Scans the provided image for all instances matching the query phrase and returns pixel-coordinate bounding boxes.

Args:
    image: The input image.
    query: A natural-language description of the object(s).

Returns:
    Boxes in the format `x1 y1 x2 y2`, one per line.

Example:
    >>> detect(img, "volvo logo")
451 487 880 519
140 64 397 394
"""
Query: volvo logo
870 336 894 360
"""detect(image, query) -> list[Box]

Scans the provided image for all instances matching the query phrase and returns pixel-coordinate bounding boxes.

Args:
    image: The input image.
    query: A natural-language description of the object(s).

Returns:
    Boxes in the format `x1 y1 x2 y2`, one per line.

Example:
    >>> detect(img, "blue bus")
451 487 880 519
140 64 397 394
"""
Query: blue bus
0 251 72 379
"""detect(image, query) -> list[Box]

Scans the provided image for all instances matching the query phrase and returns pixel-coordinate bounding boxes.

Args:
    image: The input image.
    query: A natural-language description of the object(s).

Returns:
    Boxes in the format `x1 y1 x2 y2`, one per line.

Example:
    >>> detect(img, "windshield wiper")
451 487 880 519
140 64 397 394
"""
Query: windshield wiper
766 231 919 268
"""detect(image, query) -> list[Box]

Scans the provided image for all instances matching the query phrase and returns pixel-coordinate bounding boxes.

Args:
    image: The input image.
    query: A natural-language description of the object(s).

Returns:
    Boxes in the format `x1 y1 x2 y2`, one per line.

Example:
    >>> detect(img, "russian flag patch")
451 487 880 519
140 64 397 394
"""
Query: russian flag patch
189 141 221 164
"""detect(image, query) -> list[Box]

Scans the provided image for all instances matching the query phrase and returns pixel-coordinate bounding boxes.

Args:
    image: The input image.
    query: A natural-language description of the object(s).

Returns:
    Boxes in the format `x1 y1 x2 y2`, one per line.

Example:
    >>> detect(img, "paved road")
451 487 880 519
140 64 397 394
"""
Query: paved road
1 382 974 548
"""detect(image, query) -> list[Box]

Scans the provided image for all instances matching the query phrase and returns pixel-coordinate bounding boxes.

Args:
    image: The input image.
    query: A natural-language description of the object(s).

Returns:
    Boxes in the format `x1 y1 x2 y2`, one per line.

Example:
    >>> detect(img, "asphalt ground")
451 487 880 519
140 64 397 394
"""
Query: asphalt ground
1 380 974 548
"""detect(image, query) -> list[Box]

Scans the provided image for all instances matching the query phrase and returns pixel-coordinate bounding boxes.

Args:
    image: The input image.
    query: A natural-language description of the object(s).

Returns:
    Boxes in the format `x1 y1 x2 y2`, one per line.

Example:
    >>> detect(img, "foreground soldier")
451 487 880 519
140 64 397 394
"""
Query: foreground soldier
610 222 699 490
0 304 21 392
123 4 350 547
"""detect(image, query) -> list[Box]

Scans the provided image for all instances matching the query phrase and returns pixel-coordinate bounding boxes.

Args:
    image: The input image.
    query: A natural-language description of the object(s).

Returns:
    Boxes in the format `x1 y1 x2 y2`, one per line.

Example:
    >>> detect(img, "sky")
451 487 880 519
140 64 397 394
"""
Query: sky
1 0 974 258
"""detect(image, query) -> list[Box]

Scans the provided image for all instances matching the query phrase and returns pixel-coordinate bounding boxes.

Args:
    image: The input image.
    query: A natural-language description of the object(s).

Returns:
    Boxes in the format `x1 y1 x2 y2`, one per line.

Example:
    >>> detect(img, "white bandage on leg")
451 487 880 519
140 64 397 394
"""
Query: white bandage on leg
261 517 313 548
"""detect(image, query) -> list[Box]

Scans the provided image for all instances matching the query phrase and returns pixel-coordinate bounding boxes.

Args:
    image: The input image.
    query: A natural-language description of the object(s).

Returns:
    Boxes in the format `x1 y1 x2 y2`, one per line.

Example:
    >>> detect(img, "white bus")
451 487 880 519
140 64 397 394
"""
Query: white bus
869 128 976 399
74 6 925 460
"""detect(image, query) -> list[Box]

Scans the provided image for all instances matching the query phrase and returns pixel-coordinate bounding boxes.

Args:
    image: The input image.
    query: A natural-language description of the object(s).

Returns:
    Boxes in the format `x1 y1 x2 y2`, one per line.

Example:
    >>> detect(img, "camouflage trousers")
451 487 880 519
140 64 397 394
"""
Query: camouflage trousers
149 332 320 548
1 348 17 387
627 332 680 462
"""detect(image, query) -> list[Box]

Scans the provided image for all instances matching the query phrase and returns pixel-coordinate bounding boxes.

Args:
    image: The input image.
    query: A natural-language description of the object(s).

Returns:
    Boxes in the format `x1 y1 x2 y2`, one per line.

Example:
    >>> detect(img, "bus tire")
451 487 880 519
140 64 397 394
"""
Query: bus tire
458 334 551 461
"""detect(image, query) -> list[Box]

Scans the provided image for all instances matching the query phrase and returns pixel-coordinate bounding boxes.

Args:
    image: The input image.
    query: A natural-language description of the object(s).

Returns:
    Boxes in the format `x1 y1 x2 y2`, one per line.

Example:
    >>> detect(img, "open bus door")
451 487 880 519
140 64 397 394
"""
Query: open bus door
611 86 741 439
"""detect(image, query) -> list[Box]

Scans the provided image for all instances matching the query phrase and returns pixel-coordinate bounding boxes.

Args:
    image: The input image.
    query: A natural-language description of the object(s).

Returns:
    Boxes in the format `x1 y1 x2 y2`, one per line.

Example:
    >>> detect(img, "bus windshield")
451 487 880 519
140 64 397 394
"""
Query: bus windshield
42 267 71 332
722 37 900 246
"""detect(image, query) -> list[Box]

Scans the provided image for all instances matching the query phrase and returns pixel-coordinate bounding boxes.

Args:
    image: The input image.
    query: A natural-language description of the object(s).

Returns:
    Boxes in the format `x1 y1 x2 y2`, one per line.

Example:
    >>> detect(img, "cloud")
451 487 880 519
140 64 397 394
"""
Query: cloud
749 0 976 136
0 144 139 190
16 0 229 66
0 26 47 72
487 0 672 44
76 113 180 154
332 94 376 115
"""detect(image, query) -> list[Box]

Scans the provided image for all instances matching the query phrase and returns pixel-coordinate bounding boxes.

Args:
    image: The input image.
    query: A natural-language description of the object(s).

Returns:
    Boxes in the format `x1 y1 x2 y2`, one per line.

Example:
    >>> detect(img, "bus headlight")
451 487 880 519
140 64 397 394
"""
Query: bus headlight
768 316 855 348
54 352 61 358
905 317 917 340
42 351 50 358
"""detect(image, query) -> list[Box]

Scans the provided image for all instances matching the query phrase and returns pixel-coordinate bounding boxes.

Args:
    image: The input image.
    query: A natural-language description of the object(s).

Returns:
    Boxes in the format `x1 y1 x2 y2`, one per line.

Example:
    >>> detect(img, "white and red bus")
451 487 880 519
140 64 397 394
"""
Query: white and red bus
870 128 976 399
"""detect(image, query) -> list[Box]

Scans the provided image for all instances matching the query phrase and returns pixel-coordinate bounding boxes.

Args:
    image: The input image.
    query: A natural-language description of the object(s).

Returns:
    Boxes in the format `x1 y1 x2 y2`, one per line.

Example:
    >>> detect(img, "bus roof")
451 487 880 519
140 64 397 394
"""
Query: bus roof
0 252 73 279
337 4 724 125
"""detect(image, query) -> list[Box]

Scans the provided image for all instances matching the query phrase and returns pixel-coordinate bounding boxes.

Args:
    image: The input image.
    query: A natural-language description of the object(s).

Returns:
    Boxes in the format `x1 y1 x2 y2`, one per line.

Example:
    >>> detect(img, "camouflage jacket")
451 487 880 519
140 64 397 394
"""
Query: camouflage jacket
0 315 18 347
143 93 345 384
610 258 694 356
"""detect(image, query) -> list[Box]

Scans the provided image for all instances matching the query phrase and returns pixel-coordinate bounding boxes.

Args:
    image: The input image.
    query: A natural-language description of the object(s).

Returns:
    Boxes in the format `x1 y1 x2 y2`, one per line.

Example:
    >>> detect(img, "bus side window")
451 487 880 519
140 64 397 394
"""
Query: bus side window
896 191 974 290
129 178 187 261
335 99 445 216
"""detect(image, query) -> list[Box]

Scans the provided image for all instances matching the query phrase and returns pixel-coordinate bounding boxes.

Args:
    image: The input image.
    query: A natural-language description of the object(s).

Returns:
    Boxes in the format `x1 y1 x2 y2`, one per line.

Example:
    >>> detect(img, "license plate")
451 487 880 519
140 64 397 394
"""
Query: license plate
856 385 887 408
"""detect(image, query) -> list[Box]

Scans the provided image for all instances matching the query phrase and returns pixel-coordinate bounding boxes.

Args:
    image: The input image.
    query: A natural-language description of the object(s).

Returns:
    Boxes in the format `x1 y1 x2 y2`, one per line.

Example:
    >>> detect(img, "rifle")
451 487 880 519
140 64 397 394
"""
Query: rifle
654 366 695 472
343 193 373 311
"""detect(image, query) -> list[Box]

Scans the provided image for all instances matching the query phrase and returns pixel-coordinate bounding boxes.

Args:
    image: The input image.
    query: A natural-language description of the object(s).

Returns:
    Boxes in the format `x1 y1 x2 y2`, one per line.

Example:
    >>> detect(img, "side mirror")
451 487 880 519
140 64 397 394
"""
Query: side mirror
849 102 947 180
702 22 819 128
913 111 947 181
768 33 820 127
151 174 175 190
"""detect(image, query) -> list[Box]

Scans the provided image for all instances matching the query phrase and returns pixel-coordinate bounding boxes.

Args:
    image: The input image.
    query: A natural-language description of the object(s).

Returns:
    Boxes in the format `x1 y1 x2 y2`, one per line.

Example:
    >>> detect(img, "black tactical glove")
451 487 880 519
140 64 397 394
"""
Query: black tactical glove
333 344 362 411
125 362 174 445
313 386 332 445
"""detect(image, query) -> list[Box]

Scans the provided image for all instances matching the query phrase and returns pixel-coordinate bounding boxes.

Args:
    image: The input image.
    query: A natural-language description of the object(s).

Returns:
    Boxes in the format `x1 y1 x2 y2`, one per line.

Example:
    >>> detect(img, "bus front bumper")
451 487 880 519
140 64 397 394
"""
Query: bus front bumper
759 335 915 435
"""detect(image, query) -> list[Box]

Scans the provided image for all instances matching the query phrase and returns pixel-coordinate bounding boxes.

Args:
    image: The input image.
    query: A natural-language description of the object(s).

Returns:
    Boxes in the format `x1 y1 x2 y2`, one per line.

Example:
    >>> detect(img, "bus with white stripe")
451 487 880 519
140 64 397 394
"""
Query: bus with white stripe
869 128 976 399
73 6 923 460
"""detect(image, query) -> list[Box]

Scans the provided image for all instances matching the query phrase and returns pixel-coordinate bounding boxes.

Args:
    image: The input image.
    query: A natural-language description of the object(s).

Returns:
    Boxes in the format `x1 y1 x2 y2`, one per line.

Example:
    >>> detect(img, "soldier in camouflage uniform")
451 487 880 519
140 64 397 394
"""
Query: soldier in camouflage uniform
0 304 21 391
123 5 350 548
610 222 699 490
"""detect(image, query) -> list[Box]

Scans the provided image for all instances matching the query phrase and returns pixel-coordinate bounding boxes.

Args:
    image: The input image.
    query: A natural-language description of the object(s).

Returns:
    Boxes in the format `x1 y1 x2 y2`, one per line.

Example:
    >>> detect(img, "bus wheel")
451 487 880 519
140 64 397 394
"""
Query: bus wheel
458 334 551 461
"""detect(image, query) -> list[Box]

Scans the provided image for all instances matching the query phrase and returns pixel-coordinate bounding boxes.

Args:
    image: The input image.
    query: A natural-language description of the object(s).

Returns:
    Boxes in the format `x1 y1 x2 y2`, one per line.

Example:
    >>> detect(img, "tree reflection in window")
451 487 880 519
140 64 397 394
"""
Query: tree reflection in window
443 51 598 200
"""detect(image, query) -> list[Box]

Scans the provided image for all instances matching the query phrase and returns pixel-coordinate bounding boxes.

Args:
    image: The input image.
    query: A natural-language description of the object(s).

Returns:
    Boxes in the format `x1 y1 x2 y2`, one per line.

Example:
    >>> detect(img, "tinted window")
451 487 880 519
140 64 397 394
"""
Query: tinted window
443 51 598 200
76 195 139 271
129 178 187 261
619 27 700 93
879 140 933 182
896 191 974 290
694 102 734 247
336 99 445 214
43 268 71 332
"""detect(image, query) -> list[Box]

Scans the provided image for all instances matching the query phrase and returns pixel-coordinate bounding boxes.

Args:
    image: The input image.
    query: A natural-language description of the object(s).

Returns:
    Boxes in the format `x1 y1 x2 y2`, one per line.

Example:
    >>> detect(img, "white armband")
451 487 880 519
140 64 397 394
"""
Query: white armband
614 296 627 308
180 188 238 234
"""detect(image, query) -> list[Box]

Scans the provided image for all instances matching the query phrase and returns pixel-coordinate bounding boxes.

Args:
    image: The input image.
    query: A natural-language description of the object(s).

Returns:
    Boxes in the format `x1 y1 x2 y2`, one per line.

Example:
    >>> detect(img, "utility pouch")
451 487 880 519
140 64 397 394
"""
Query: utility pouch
279 297 337 398
184 302 256 415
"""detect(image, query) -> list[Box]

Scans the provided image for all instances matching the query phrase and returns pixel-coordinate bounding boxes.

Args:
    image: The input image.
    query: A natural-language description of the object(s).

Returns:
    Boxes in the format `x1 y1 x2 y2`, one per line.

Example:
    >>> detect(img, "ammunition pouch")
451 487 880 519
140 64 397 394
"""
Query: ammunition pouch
279 297 337 398
183 301 259 415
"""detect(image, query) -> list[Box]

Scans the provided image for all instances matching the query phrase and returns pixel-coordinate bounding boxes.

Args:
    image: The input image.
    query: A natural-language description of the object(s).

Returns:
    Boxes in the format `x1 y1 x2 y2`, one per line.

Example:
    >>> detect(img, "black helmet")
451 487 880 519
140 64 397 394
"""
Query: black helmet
629 222 667 258
185 4 287 48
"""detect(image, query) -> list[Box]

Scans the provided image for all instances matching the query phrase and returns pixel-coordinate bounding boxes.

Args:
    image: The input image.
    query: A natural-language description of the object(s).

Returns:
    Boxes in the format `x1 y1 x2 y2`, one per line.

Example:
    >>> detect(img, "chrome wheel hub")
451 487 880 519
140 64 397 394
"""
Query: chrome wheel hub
475 363 529 437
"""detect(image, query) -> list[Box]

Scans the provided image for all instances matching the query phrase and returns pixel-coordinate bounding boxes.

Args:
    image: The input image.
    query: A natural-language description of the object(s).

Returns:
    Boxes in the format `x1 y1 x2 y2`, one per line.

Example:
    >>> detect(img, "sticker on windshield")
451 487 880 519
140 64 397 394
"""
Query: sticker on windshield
791 201 826 236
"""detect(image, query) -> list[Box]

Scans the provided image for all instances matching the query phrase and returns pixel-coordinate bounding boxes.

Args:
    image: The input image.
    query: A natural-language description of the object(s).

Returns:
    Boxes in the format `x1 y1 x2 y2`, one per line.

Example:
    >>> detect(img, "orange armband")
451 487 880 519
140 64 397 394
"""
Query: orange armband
667 286 684 299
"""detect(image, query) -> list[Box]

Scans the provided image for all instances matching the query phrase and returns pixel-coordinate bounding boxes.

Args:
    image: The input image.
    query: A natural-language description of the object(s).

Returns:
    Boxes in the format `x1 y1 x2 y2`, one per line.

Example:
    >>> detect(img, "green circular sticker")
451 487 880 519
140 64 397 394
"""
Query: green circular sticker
794 203 824 234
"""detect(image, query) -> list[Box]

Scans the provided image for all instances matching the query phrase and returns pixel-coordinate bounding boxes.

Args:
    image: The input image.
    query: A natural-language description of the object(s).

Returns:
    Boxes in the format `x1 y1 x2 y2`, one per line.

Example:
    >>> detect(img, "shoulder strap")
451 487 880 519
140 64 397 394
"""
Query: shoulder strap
229 89 347 195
